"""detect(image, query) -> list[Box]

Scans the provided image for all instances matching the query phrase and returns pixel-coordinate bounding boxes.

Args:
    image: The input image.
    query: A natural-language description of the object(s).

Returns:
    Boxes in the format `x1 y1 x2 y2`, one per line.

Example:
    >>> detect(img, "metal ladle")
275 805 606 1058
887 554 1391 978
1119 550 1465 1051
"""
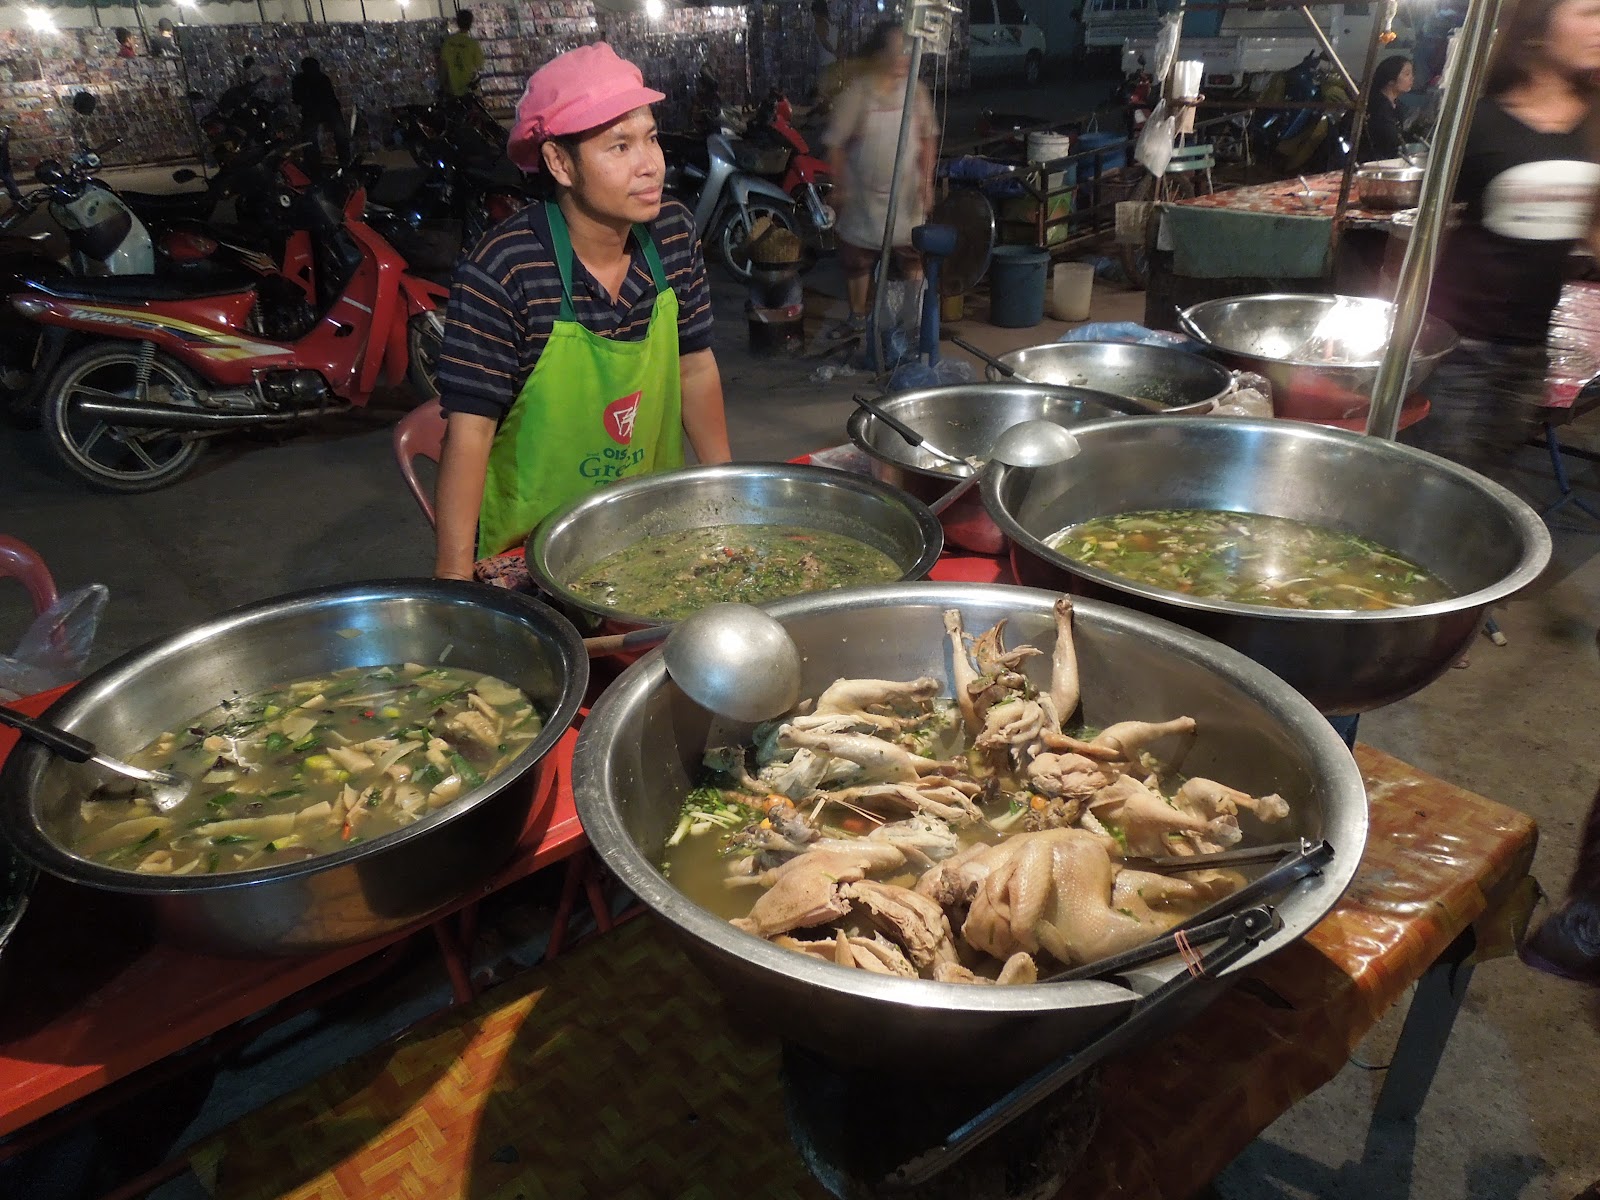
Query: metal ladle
928 419 1082 515
0 705 191 813
583 603 803 724
850 394 969 469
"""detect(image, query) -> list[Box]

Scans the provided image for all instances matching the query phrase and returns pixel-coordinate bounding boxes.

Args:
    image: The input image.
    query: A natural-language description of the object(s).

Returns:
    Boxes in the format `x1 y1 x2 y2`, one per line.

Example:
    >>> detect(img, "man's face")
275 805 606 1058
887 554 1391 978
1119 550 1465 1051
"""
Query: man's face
549 108 664 226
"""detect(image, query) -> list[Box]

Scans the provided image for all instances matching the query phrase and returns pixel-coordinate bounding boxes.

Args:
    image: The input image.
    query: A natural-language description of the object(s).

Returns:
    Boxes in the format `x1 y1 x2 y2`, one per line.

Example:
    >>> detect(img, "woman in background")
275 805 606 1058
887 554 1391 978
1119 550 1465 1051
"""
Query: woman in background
1359 54 1414 161
1408 0 1600 479
824 23 938 338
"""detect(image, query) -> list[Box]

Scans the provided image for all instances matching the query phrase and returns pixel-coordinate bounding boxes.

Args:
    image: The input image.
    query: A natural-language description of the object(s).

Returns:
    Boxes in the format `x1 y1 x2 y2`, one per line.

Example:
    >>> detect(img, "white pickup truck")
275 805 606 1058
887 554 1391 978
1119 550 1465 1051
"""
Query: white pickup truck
1120 4 1400 92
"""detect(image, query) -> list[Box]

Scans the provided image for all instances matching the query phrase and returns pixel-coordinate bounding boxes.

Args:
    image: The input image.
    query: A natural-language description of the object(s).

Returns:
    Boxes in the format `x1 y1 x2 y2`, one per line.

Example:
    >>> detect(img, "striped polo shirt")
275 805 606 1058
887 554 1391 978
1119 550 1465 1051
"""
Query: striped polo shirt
438 197 713 421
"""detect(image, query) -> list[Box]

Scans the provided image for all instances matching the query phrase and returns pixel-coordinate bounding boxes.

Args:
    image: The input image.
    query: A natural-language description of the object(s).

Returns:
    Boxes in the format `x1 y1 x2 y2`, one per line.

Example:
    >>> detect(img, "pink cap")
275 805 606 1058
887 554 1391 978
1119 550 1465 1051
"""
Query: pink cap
508 43 666 172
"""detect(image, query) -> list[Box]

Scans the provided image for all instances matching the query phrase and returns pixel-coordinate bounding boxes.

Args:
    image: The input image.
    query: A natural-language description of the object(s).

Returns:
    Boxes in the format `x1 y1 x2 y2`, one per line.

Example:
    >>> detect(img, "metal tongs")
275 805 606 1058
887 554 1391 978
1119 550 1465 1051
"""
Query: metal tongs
885 838 1334 1189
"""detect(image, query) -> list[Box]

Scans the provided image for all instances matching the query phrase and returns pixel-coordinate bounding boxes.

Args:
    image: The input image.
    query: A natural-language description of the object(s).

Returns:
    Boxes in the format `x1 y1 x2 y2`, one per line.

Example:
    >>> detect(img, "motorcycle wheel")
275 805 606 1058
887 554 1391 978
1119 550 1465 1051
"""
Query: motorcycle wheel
715 201 800 284
41 342 207 493
1117 170 1196 290
407 311 444 402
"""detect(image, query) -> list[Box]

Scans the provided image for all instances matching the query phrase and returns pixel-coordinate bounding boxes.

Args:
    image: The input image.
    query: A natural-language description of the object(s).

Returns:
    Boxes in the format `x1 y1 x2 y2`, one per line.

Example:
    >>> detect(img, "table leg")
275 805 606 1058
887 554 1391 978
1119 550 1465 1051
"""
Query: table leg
430 919 477 1007
546 854 584 961
583 852 615 935
1371 929 1475 1123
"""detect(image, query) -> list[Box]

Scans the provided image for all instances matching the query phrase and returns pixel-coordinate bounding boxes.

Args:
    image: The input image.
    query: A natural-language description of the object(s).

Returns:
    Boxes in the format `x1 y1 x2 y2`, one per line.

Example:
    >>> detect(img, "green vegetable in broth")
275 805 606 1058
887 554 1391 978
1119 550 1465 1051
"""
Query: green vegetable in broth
566 524 902 621
68 664 541 876
1047 509 1454 611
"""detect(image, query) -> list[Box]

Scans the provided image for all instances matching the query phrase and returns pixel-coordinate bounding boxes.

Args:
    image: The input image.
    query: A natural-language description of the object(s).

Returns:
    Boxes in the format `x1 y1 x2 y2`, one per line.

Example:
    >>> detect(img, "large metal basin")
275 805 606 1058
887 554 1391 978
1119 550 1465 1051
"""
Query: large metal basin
528 463 943 634
571 583 1367 1083
845 383 1153 554
1178 293 1458 424
988 341 1237 414
984 417 1552 714
0 580 588 956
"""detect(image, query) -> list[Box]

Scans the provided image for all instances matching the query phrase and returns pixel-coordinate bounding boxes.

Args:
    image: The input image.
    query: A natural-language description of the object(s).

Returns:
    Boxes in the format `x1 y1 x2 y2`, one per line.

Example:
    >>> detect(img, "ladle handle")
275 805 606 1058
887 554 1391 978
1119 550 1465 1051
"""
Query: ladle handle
1175 307 1209 344
946 334 1017 378
926 474 980 517
851 393 928 448
582 625 669 659
0 705 95 763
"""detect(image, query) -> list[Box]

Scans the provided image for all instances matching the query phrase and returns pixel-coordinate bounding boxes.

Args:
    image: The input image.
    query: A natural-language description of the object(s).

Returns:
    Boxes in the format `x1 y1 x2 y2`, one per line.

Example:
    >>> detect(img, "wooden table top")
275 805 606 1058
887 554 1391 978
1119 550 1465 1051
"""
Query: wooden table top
184 745 1537 1200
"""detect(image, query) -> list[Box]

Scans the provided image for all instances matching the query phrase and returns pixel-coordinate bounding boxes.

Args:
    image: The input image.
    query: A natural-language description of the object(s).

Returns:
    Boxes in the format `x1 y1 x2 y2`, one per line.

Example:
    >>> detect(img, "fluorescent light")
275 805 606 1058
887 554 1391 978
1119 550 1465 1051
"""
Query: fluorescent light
644 0 664 17
398 0 410 7
25 7 55 32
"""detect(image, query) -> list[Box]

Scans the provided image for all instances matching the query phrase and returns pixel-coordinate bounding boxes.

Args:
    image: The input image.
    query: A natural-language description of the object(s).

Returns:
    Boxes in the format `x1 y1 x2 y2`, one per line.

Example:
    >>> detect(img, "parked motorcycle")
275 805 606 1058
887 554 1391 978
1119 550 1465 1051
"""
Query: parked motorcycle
377 97 527 270
663 128 800 283
743 91 836 248
10 165 446 492
1250 51 1353 174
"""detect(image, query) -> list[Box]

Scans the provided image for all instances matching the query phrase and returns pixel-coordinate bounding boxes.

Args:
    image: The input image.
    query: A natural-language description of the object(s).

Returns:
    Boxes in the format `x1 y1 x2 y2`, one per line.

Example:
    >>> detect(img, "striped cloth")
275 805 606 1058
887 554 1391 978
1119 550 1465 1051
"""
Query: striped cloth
438 198 713 421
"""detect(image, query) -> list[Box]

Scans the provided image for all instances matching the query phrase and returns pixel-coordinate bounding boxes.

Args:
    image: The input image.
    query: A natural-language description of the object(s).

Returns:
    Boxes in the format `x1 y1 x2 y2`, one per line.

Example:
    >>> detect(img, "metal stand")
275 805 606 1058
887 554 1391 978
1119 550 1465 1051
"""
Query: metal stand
1541 421 1600 523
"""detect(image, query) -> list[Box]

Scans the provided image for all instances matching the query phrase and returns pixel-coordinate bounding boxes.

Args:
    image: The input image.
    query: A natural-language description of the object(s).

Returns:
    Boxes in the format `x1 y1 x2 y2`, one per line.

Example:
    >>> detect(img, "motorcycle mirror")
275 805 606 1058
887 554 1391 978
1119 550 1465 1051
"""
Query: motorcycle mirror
35 160 69 189
71 92 97 117
172 168 198 184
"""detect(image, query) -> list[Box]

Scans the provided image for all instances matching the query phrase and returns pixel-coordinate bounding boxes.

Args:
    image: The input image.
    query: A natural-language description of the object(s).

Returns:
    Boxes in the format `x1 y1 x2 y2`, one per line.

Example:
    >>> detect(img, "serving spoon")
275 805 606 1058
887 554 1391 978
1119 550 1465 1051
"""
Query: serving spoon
0 705 191 813
927 418 1083 516
582 603 803 724
851 394 970 469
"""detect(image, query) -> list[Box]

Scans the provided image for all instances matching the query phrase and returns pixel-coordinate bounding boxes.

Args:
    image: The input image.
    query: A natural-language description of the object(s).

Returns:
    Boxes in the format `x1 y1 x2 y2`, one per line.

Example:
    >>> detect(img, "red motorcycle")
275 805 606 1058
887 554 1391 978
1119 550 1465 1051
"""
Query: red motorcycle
11 170 445 492
746 91 836 247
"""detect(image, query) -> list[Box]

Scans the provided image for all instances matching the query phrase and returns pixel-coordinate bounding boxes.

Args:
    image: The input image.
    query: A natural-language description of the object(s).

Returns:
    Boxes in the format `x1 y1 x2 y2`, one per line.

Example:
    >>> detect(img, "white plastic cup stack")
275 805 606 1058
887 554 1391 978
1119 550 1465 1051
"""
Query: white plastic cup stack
1050 262 1094 323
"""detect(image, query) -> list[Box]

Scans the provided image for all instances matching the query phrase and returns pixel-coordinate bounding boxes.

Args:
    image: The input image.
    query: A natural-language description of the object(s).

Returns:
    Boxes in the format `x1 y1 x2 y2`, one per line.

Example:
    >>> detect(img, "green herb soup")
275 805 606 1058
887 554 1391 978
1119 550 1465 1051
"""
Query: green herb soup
1048 509 1455 610
567 524 903 620
69 664 541 875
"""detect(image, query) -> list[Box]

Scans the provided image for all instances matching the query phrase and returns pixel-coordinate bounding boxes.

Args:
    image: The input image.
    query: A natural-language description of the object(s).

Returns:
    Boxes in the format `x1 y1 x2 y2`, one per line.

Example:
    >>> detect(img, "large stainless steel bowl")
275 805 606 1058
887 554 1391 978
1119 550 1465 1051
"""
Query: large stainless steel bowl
0 580 588 956
1178 294 1458 424
984 417 1552 714
987 341 1237 414
571 583 1367 1083
1355 164 1424 210
845 383 1154 555
527 463 944 632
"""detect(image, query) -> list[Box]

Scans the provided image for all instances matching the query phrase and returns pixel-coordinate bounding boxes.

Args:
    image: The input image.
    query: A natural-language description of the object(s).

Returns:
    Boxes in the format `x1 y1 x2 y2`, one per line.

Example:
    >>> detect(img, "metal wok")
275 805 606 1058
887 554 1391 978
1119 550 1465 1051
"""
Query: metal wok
987 341 1237 414
0 580 588 956
984 417 1551 714
1178 293 1458 423
846 383 1154 554
571 583 1367 1083
527 463 943 637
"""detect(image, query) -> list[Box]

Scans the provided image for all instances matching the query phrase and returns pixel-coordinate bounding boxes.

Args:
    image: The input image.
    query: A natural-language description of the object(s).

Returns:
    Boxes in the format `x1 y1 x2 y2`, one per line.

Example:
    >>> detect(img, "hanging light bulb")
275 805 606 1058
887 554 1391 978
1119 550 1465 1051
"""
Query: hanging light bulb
24 7 56 32
644 0 665 18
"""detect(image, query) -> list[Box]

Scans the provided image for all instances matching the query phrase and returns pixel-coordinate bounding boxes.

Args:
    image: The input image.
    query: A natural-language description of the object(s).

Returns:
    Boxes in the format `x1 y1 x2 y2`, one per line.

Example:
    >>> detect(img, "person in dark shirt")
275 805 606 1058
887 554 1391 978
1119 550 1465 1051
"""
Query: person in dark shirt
115 27 137 59
1359 54 1413 161
432 43 730 584
291 57 351 175
1407 0 1600 479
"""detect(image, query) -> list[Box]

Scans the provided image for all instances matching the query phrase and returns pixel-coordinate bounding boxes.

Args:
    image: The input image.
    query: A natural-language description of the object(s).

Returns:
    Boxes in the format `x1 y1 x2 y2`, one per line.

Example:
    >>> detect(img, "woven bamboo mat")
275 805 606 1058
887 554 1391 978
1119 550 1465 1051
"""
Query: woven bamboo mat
190 746 1537 1200
192 917 827 1200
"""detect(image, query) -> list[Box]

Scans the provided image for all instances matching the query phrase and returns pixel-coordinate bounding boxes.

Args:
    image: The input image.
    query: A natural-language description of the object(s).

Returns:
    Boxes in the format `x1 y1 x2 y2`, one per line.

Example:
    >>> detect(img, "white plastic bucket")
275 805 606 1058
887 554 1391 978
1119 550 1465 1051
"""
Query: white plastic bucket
1026 131 1074 191
1049 261 1094 323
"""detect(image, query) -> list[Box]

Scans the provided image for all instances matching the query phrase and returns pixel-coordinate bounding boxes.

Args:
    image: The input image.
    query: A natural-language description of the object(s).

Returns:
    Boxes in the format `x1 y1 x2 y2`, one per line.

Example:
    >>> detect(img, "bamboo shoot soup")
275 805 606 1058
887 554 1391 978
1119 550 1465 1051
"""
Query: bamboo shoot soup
69 664 541 875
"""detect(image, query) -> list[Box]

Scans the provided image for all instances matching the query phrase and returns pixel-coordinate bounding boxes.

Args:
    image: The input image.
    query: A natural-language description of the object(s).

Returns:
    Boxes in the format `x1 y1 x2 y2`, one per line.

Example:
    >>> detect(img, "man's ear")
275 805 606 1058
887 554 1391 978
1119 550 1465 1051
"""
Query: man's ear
543 140 577 190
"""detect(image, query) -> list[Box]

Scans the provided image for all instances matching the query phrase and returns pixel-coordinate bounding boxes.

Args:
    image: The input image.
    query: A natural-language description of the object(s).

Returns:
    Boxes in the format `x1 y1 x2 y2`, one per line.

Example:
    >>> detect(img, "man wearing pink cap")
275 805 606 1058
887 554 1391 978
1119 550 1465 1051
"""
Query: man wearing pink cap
432 43 731 583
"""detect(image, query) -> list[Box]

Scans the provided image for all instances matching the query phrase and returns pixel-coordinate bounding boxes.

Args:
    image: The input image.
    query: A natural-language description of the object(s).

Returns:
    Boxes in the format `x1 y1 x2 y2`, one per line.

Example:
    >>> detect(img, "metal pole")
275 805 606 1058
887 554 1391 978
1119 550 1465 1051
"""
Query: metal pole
1297 6 1359 97
1364 0 1505 439
869 14 927 375
1330 9 1387 259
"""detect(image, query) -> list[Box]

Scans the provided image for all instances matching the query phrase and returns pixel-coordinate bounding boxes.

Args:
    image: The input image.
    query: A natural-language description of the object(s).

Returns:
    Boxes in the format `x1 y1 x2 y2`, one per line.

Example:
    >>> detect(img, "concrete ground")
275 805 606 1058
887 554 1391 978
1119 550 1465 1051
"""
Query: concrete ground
3 189 1600 1197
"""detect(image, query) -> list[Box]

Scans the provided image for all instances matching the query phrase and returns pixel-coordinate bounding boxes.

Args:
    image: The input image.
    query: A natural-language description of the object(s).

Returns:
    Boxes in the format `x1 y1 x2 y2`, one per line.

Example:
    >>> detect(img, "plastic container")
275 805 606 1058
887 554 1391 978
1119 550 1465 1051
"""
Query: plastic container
1076 130 1128 174
988 246 1051 328
1049 261 1094 322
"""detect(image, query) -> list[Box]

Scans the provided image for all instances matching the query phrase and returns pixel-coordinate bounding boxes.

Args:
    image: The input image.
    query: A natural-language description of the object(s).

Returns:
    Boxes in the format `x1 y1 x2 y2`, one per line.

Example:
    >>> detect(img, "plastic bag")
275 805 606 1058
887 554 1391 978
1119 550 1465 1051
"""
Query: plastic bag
0 584 108 702
1208 371 1275 418
1135 100 1176 178
1153 12 1183 81
1057 322 1196 350
887 356 976 393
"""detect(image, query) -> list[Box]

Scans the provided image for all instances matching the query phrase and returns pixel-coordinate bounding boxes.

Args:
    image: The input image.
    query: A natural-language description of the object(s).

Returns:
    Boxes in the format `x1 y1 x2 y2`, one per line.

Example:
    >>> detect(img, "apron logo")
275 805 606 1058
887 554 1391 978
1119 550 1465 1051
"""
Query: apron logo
604 391 643 445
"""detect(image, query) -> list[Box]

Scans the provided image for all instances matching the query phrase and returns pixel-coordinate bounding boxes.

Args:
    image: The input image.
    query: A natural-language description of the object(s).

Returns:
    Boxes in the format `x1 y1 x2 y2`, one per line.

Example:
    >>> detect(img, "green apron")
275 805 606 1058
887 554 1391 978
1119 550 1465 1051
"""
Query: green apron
476 201 684 559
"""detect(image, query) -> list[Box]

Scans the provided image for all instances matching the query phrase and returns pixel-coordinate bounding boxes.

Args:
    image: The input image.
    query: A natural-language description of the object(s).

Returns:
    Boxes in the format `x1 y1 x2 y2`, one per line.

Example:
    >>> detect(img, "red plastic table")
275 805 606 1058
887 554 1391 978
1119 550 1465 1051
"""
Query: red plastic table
0 688 594 1153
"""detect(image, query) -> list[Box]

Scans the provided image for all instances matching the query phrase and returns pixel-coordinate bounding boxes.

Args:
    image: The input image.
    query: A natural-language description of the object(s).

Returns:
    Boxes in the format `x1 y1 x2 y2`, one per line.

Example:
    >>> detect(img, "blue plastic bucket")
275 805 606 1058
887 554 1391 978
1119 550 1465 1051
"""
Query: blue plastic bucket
988 246 1051 328
1077 131 1128 174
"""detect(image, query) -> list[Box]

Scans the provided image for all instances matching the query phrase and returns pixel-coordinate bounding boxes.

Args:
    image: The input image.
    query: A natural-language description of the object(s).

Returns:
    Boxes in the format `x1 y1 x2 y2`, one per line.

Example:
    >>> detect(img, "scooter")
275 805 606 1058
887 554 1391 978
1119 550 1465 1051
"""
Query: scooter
10 165 446 493
745 91 836 246
662 128 799 284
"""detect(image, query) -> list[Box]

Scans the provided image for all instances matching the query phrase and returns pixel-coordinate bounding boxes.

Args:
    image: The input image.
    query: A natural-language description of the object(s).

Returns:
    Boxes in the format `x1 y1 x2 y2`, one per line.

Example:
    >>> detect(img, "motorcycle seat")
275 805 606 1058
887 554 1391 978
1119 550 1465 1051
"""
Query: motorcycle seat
118 189 216 222
25 272 255 303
